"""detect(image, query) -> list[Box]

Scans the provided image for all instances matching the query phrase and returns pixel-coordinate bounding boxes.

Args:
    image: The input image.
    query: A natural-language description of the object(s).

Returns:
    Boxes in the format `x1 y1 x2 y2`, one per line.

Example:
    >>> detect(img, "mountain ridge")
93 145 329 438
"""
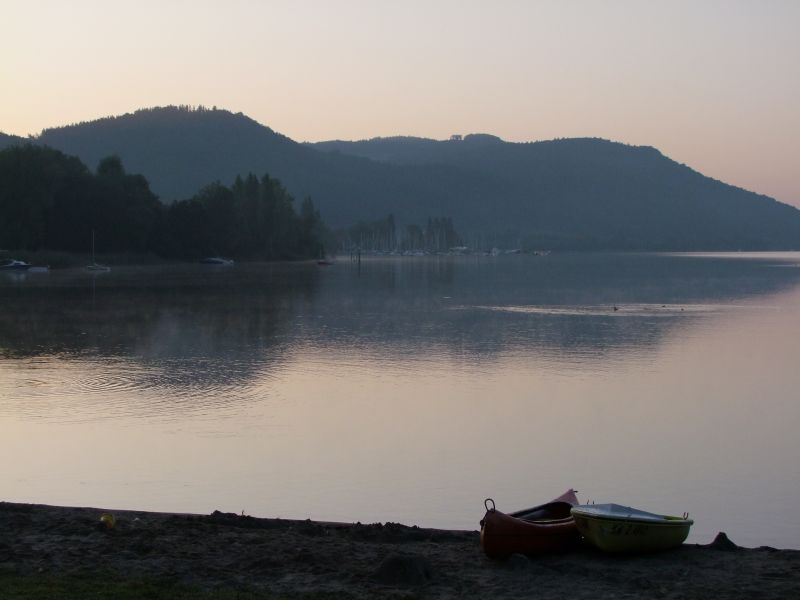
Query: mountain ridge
4 106 798 250
0 131 25 149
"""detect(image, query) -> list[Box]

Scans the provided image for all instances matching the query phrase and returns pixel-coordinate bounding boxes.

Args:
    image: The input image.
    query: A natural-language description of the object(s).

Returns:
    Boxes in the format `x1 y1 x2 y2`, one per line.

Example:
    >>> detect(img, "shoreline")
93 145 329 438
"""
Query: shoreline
2 501 798 599
7 249 800 272
0 250 320 270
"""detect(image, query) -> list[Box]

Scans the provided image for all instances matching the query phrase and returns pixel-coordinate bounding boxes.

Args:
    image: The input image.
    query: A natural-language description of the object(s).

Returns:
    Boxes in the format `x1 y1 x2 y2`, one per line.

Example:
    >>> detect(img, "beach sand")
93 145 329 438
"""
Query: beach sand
1 501 797 598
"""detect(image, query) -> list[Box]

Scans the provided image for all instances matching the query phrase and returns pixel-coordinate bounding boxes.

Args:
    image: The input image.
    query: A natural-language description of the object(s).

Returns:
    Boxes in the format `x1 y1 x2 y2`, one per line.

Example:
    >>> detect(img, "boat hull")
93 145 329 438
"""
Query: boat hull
200 257 234 265
85 263 111 272
0 260 31 271
571 505 692 553
480 489 580 558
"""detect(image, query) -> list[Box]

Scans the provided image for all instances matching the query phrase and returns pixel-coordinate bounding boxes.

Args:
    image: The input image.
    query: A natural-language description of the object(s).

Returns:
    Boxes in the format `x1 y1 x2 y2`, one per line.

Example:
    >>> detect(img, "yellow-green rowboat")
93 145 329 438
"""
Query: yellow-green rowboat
571 504 693 553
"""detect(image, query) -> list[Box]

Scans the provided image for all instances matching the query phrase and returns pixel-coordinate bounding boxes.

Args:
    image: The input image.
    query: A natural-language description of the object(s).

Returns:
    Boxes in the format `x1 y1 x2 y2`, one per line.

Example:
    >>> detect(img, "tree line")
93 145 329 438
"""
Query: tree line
0 145 326 260
338 214 462 253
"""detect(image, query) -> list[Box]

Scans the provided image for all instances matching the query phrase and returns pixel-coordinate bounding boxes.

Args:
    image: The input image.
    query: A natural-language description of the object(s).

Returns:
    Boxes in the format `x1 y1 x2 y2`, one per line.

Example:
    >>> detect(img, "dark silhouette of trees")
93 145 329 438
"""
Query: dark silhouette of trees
158 198 213 259
161 174 326 259
339 214 461 253
343 214 397 252
299 196 326 258
91 155 163 253
0 145 86 250
424 217 461 252
0 145 327 260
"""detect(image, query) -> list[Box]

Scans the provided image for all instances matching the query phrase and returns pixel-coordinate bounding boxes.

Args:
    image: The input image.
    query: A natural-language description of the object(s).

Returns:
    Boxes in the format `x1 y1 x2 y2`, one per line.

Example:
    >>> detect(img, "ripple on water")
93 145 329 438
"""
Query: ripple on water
464 303 742 317
0 355 265 423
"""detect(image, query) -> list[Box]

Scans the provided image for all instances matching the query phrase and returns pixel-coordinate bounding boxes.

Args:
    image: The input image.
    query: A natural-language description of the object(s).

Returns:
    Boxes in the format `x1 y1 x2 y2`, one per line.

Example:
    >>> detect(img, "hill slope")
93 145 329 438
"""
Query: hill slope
0 132 24 150
36 107 511 232
31 106 800 249
313 135 800 249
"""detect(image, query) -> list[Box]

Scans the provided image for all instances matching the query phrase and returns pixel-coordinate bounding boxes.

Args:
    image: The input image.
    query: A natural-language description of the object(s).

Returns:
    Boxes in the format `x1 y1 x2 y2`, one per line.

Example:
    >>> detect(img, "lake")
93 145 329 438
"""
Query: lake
1 252 799 549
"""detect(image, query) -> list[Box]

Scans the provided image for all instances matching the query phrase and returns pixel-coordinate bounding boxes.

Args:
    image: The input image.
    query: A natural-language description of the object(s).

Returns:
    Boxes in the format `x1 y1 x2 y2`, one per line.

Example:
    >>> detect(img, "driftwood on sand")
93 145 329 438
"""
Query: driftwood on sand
1 501 798 599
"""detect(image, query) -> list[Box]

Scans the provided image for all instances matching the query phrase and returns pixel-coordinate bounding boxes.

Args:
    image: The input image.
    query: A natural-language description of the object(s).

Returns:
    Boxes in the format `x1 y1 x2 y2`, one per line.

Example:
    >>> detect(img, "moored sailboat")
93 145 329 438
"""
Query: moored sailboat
200 256 234 265
85 230 110 272
0 259 32 271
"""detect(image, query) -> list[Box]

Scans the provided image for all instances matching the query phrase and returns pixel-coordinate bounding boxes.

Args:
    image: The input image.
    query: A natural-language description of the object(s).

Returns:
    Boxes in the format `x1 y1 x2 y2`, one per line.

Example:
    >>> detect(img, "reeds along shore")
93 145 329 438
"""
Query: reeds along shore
1 501 798 599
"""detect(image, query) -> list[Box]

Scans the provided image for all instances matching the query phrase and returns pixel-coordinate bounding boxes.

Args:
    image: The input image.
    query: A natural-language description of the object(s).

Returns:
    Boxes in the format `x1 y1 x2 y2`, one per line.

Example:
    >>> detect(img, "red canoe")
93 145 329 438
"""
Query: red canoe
480 489 580 558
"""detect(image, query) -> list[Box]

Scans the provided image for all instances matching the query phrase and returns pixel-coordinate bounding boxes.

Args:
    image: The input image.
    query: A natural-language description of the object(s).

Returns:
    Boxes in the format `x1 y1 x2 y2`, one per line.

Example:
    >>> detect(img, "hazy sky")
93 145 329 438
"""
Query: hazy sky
2 0 798 205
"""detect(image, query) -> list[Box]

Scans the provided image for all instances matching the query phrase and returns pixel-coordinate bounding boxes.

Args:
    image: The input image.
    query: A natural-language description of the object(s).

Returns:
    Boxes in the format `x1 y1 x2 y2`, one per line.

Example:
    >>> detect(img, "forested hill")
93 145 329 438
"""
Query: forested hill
36 107 508 232
313 135 800 249
0 132 24 150
27 106 800 250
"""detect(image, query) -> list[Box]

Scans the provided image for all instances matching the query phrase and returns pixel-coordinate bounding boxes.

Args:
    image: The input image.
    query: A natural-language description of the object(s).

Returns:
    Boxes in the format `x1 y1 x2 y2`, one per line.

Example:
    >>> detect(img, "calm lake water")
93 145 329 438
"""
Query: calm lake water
1 253 799 549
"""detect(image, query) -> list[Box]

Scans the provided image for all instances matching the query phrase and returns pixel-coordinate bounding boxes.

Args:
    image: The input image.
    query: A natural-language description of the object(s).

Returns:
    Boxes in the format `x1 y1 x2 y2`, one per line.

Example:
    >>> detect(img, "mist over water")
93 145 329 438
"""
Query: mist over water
1 253 799 548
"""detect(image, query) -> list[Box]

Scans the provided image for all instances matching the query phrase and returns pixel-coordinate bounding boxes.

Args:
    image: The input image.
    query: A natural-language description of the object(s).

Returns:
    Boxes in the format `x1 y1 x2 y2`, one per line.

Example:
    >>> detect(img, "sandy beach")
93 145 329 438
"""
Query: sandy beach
1 501 798 598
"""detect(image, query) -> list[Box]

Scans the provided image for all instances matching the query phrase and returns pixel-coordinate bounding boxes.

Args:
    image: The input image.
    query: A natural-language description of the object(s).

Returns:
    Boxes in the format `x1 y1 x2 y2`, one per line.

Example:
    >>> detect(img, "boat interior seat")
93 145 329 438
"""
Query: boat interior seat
512 501 574 521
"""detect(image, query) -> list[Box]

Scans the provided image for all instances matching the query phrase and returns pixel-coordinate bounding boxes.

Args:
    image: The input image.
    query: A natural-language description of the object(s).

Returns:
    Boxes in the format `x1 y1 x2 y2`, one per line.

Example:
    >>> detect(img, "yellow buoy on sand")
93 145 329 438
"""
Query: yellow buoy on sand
99 513 116 529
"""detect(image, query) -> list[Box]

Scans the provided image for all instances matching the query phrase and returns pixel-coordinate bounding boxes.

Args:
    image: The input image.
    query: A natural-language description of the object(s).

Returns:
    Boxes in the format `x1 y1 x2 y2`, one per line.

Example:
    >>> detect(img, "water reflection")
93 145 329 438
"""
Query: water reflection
1 263 314 350
298 253 800 367
2 254 800 376
0 263 321 420
1 252 799 423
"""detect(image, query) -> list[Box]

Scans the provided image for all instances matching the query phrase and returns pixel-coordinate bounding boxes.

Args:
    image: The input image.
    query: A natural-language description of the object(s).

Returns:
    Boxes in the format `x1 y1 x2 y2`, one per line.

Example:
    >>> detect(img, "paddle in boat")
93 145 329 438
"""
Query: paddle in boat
571 503 693 553
480 489 580 558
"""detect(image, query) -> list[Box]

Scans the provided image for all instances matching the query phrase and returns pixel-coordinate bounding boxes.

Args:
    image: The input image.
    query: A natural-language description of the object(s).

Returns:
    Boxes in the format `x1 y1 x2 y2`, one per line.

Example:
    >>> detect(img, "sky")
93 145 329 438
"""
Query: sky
2 0 798 206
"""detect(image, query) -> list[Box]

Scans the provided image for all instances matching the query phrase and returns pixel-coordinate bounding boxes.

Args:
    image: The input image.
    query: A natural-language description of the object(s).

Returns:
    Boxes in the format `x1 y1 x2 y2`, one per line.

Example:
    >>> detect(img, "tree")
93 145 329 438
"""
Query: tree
0 148 328 261
299 196 324 257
